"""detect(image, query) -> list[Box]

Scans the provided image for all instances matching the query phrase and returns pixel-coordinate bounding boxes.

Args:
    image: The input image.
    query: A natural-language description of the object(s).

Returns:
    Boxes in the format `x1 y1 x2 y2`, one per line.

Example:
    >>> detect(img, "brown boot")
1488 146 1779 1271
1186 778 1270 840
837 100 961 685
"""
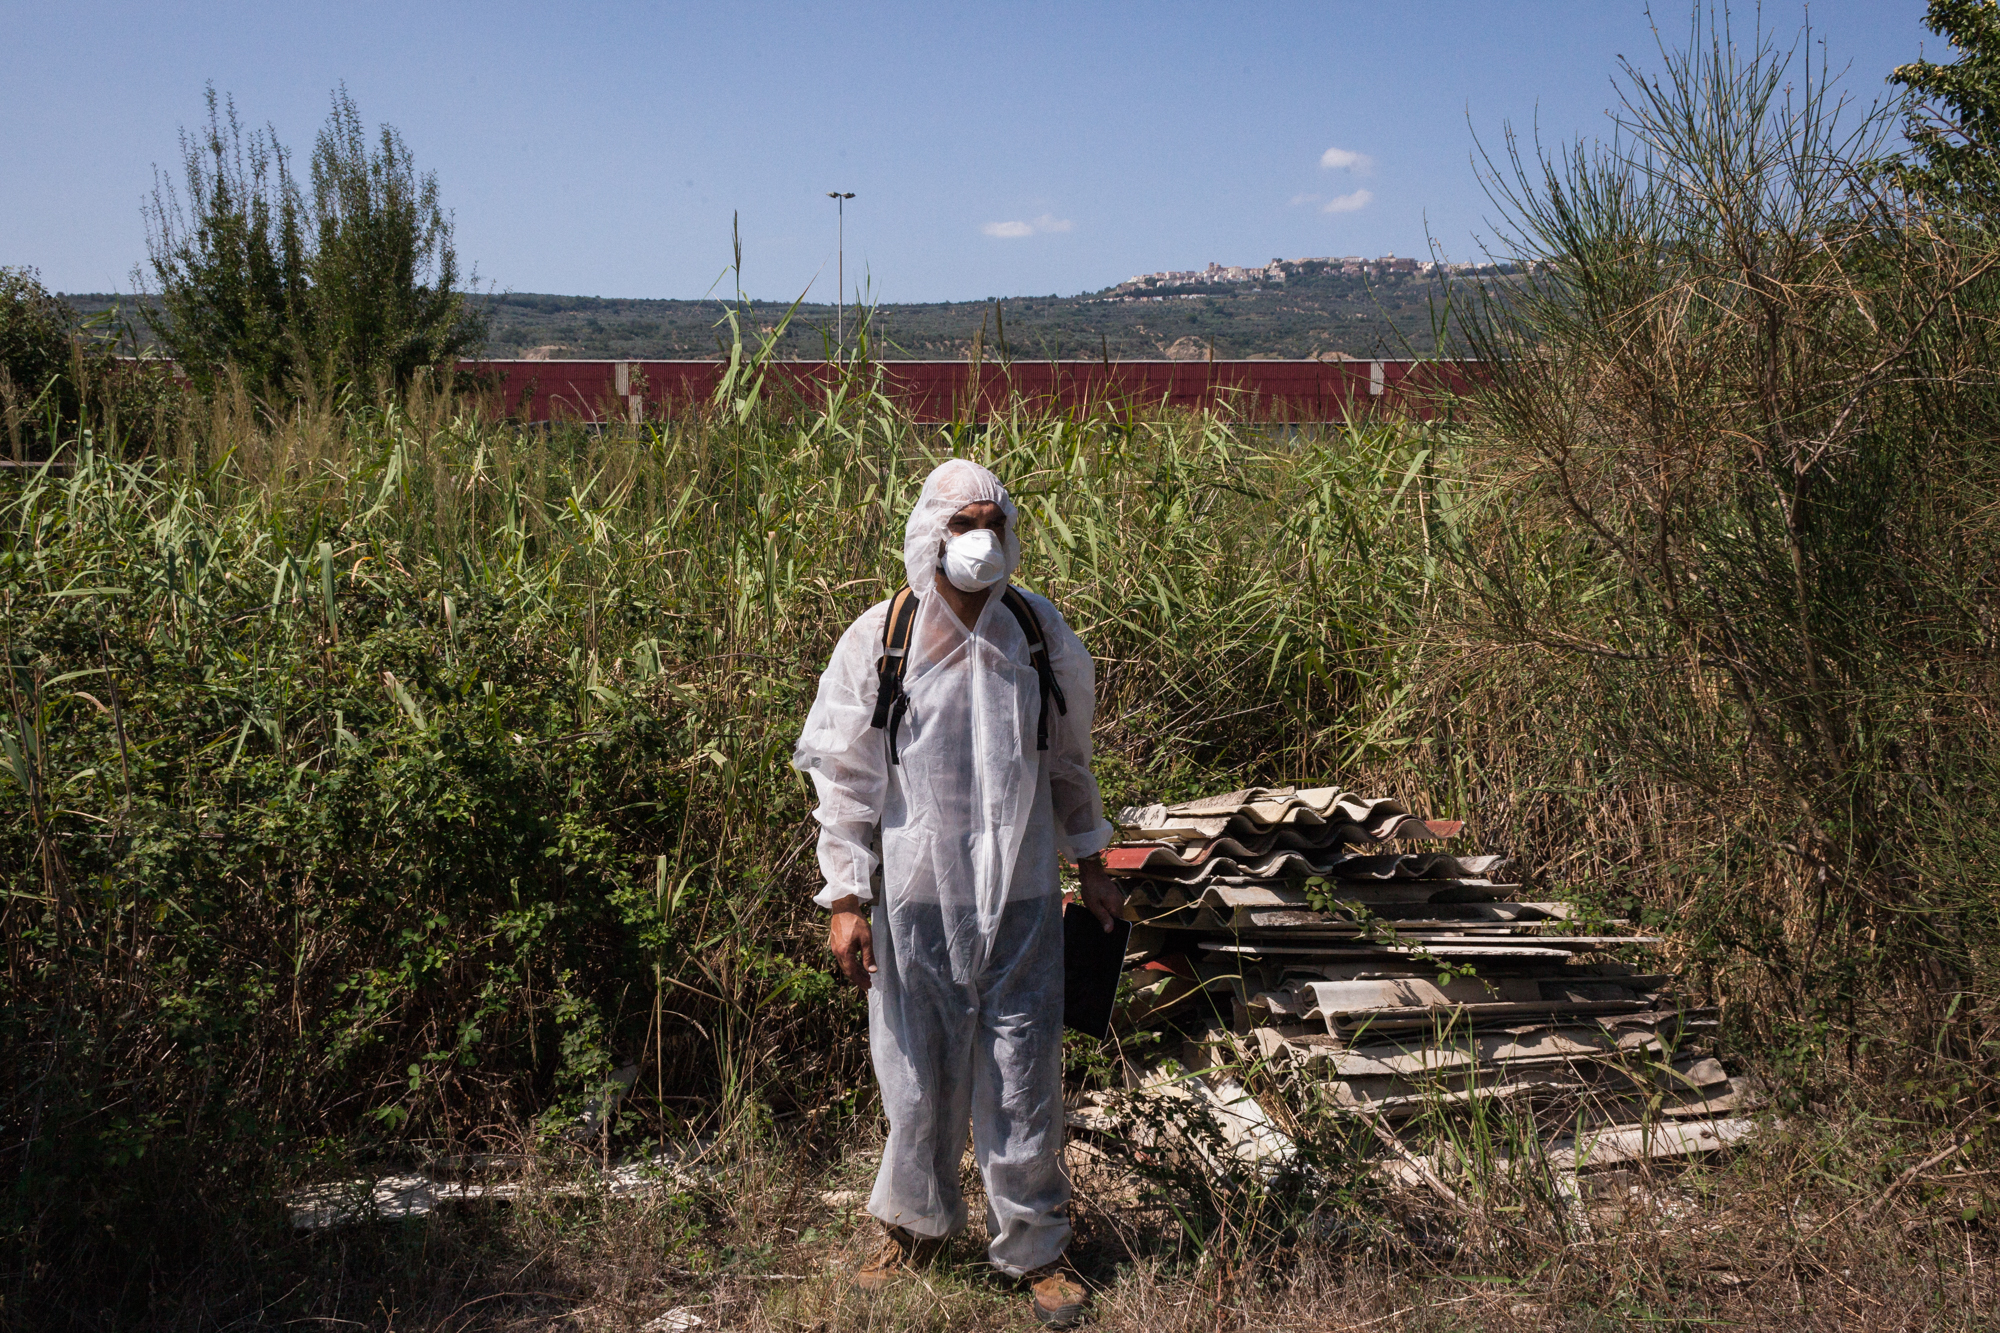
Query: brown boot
852 1224 945 1292
1023 1260 1088 1328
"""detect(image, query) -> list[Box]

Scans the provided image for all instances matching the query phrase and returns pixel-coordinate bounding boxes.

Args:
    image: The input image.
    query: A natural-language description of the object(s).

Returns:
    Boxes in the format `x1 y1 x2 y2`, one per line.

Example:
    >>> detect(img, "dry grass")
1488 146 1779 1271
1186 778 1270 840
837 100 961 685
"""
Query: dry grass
60 1094 1989 1333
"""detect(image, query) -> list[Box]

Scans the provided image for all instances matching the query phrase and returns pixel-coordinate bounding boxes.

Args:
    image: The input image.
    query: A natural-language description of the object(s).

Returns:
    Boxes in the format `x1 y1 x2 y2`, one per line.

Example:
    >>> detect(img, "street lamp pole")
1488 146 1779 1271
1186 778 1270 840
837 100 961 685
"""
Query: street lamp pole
827 191 855 355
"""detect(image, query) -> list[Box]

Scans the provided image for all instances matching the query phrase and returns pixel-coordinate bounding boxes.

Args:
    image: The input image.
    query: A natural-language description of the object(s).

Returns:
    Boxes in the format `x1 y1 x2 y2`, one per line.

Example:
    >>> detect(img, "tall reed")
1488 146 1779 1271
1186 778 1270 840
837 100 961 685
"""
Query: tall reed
1 373 1483 1304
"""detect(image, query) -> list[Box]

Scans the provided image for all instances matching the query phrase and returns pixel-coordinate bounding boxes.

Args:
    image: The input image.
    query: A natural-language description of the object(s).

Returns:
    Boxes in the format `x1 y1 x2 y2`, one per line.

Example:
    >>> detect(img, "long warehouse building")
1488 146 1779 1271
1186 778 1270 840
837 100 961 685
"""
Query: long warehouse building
459 358 1482 424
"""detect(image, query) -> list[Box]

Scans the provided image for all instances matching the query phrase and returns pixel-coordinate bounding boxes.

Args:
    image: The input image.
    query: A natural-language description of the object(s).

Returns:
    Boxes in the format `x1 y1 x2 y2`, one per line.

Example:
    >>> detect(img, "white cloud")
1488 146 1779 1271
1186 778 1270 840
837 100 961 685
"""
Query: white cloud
1319 146 1375 174
1322 189 1374 214
981 213 1073 239
1288 192 1319 207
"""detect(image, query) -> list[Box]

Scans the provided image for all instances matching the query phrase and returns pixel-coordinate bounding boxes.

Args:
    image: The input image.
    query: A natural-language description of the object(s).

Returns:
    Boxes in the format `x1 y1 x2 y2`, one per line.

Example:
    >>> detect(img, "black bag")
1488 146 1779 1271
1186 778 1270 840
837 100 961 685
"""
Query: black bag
1062 901 1131 1039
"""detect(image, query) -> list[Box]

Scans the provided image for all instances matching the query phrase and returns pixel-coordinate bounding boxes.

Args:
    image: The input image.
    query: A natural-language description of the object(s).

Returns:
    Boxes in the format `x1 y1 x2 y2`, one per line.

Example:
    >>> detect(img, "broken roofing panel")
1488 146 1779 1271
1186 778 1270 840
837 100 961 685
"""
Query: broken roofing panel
1366 1116 1764 1193
1120 878 1511 917
1082 780 1759 1191
1124 785 1410 826
1117 786 1465 843
1103 846 1507 880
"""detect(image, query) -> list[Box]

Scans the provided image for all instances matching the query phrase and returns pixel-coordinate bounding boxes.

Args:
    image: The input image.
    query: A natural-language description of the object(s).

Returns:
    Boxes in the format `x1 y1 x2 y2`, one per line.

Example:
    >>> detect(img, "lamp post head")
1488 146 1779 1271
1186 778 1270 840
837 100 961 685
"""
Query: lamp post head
827 191 855 200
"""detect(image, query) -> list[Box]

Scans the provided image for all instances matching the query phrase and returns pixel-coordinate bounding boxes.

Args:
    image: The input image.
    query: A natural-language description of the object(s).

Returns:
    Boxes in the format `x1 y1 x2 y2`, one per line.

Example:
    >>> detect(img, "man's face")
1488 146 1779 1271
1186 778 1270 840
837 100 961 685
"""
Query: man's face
945 501 1006 545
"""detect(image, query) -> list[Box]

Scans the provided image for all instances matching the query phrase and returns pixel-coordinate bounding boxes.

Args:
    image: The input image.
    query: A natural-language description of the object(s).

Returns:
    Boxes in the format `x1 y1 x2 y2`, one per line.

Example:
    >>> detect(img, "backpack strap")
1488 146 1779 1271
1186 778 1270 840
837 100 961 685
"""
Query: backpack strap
1000 586 1069 752
869 585 1070 761
869 587 921 764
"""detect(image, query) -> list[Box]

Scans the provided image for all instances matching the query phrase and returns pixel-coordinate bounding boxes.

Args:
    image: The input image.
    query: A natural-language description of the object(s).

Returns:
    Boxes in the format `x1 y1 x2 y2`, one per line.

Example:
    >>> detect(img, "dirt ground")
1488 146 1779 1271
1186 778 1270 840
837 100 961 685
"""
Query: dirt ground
126 1115 1991 1333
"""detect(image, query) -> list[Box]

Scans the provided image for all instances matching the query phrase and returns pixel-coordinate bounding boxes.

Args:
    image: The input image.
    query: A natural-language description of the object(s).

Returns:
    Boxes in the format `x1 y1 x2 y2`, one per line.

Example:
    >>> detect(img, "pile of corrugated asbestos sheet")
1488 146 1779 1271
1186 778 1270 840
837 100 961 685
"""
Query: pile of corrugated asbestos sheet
1080 785 1760 1185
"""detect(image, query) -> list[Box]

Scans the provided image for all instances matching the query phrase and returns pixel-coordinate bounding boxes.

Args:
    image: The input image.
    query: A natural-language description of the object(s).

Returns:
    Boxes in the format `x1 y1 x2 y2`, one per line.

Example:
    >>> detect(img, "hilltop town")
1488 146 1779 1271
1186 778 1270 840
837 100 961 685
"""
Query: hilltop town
1105 253 1509 299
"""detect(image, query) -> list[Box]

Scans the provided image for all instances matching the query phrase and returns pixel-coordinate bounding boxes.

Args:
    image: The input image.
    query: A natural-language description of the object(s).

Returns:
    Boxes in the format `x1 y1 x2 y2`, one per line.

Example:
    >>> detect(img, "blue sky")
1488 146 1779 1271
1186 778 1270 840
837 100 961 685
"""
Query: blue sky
3 1 1938 304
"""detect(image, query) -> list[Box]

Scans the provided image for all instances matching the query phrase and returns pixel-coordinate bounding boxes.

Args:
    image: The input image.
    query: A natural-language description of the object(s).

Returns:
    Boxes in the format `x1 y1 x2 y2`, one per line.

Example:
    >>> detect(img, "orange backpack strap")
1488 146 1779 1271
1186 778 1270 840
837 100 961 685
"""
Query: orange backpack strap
868 587 921 764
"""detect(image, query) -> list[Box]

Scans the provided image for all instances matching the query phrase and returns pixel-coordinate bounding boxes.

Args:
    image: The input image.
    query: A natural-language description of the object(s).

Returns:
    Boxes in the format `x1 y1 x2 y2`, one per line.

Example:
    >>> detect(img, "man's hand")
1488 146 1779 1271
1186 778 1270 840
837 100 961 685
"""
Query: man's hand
827 896 876 991
1078 855 1126 932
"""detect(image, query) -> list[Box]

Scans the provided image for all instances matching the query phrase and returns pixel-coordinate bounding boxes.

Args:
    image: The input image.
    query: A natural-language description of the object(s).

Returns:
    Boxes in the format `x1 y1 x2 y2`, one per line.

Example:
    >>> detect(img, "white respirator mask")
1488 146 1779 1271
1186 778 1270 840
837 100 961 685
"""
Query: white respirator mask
941 528 1008 592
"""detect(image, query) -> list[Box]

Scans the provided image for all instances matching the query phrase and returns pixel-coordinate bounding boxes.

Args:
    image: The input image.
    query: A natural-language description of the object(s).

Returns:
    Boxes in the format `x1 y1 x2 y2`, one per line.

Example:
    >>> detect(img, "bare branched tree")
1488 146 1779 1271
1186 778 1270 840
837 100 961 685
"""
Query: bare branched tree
1450 7 2000 1062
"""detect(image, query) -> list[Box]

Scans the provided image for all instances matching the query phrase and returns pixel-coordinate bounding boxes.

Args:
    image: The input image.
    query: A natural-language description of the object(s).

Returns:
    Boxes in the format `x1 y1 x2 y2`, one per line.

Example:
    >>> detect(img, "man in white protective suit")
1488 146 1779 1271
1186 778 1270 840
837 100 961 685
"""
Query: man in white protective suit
792 459 1124 1329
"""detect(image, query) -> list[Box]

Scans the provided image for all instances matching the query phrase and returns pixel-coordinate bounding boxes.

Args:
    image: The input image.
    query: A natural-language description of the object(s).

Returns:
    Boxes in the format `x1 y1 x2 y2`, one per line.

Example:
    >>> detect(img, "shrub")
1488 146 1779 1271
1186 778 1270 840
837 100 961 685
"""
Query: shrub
1454 10 2000 1082
0 267 178 461
0 266 78 457
1893 0 2000 211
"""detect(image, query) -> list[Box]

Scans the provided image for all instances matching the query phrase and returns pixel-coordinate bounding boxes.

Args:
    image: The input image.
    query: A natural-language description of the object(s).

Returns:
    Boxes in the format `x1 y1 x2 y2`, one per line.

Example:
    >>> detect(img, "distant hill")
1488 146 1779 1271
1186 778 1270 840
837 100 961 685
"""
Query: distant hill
62 256 1505 362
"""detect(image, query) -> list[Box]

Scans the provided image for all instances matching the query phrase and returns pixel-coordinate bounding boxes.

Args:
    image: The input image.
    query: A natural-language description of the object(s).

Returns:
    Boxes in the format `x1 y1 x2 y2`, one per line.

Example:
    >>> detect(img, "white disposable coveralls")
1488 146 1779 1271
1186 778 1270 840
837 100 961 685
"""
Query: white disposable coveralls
793 460 1113 1276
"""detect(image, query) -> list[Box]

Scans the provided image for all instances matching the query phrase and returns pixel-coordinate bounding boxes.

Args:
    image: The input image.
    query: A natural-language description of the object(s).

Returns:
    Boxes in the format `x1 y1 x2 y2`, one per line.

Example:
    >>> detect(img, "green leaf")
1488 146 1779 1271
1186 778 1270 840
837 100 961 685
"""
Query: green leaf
0 732 30 790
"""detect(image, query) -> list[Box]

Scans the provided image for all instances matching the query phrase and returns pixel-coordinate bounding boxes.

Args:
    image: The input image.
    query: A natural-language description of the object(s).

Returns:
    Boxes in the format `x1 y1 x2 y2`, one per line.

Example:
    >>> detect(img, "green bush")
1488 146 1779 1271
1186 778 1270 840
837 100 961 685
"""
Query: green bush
1893 0 2000 211
0 266 178 461
0 266 79 456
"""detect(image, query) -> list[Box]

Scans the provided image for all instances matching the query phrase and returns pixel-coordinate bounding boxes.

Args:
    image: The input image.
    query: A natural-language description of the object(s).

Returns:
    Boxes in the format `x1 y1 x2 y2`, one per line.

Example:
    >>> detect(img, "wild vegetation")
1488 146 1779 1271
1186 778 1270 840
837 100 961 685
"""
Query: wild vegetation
1454 12 2000 1105
4 6 1999 1330
1 267 177 462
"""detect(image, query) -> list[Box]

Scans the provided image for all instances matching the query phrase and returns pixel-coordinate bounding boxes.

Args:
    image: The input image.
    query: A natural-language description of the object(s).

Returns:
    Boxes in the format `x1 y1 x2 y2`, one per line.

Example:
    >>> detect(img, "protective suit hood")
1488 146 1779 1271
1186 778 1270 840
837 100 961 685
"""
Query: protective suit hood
901 459 1022 596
